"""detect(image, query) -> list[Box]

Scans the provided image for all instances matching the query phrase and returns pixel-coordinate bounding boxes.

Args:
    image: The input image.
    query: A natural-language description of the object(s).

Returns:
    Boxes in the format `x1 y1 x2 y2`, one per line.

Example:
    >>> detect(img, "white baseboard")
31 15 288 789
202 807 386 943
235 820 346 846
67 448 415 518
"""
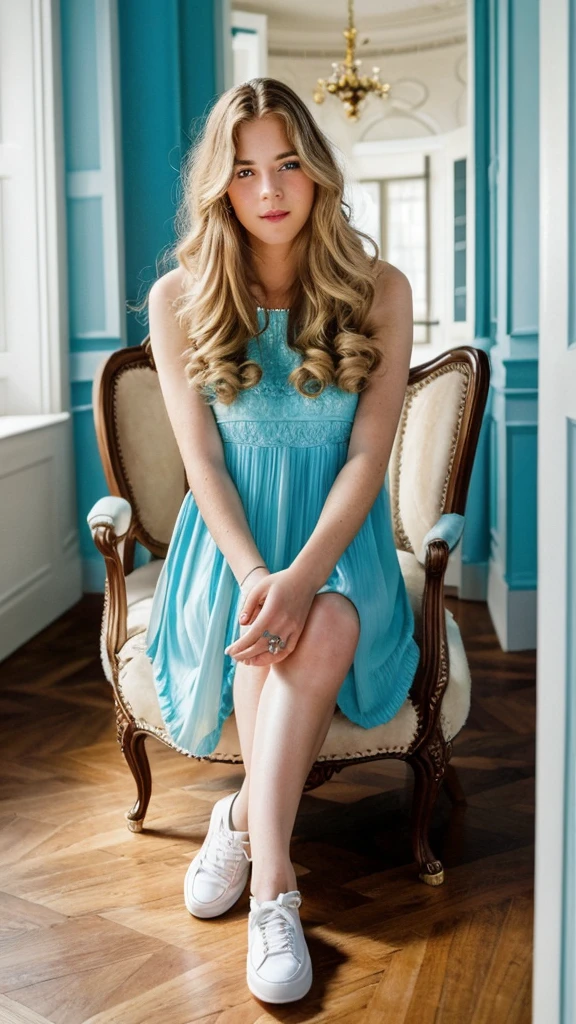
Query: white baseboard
459 559 489 600
487 559 537 651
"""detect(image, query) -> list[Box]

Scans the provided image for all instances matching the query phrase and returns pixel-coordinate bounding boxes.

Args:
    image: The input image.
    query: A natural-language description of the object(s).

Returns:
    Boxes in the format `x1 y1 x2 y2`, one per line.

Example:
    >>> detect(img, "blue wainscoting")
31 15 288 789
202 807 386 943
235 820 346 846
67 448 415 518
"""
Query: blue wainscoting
474 0 539 648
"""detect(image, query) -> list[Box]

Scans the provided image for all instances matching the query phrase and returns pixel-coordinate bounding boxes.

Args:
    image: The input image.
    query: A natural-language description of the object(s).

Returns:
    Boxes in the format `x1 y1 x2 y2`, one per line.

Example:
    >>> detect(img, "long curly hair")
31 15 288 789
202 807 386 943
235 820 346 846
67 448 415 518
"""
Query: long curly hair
167 77 383 405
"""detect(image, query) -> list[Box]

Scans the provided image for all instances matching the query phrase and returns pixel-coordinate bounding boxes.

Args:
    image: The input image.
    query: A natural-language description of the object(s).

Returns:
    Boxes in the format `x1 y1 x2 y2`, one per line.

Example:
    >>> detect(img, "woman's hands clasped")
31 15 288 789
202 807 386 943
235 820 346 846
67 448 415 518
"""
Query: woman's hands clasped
224 566 318 668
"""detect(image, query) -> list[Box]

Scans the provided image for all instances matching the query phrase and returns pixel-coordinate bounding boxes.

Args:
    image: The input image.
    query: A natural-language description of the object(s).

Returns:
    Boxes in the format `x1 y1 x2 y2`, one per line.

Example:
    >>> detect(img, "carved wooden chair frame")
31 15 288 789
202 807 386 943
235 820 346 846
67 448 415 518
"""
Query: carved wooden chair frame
90 337 490 886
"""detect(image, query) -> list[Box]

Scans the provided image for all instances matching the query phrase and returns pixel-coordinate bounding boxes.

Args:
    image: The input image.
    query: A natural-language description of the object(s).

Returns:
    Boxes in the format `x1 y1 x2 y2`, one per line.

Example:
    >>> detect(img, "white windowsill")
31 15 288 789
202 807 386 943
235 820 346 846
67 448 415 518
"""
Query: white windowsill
0 412 70 440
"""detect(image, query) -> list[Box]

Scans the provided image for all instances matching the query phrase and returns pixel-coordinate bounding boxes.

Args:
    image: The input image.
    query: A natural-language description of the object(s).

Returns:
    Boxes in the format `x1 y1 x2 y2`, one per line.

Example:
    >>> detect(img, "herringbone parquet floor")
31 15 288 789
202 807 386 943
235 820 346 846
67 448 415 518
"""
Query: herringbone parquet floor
0 592 534 1023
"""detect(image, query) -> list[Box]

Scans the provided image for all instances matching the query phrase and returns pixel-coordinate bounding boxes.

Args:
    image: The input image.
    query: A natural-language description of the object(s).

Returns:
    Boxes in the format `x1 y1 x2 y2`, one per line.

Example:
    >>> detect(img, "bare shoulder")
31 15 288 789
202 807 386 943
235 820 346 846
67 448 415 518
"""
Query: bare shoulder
363 259 412 346
148 265 188 311
371 260 412 318
147 267 191 360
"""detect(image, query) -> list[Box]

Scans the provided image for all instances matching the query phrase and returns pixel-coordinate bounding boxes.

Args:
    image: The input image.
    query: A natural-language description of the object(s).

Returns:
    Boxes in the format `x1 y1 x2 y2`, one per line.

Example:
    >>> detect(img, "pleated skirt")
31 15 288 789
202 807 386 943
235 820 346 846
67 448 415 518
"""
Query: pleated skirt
145 438 421 756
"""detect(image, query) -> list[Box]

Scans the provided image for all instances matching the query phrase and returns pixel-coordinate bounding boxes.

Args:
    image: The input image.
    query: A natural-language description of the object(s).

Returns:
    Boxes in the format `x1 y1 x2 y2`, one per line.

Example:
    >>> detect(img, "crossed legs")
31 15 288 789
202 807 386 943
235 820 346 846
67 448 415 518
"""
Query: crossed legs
231 592 360 902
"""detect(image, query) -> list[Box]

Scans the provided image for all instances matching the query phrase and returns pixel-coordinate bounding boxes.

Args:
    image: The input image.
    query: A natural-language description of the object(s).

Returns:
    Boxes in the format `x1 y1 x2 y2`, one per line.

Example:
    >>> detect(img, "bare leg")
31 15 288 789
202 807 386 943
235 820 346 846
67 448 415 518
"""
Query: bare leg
231 661 269 831
247 593 360 901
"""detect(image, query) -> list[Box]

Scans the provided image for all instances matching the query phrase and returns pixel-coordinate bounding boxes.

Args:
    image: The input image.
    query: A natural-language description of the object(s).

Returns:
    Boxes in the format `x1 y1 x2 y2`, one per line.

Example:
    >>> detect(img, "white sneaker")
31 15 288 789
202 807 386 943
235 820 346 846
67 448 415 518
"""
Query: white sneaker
184 791 251 918
247 890 313 1003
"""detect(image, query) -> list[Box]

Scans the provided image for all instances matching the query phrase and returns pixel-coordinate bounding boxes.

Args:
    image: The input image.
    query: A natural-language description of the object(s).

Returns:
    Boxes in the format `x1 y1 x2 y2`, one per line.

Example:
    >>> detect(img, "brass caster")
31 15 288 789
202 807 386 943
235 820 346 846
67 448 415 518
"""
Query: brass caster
126 816 144 833
418 862 445 886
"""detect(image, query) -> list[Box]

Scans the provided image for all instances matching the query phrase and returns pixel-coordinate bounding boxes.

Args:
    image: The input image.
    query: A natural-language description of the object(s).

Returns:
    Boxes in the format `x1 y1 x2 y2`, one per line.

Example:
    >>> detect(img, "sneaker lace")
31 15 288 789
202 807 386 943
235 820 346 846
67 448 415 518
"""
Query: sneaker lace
199 828 251 886
251 892 302 959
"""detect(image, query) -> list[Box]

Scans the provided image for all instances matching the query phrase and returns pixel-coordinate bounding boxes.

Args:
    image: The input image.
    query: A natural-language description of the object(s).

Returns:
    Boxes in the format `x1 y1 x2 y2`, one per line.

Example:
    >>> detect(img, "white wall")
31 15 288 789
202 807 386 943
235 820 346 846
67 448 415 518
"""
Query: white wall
0 0 82 658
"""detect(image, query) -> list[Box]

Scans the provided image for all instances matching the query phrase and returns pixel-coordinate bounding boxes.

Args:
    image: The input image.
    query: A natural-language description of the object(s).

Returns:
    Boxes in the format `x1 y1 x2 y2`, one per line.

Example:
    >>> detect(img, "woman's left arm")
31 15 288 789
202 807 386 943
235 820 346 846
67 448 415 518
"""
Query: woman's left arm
289 261 413 593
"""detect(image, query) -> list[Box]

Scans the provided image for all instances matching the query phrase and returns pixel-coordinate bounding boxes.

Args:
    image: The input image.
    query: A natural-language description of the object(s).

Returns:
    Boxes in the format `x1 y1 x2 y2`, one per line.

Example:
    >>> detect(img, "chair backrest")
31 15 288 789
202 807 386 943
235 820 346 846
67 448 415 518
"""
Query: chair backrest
388 347 490 555
93 340 490 559
93 343 187 557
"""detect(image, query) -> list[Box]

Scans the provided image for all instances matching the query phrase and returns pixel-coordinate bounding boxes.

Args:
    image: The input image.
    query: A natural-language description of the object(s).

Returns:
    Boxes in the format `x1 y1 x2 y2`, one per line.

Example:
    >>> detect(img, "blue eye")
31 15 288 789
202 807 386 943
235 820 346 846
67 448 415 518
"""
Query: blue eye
236 160 301 179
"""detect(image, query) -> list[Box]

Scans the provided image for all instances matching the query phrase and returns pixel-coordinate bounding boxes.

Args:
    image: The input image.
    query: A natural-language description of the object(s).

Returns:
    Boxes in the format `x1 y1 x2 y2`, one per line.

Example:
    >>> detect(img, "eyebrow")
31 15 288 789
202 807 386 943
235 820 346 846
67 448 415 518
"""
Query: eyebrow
233 150 298 167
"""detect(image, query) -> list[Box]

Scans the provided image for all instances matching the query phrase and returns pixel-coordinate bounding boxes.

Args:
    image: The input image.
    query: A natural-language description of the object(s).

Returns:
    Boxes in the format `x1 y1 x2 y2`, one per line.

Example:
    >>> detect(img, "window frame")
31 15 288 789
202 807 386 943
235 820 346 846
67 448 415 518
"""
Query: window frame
359 160 434 345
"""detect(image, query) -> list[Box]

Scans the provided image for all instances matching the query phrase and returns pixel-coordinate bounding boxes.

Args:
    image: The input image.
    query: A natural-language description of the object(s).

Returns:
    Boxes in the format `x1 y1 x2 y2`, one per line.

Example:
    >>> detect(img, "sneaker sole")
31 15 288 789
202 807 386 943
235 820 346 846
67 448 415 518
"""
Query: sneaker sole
247 954 313 1003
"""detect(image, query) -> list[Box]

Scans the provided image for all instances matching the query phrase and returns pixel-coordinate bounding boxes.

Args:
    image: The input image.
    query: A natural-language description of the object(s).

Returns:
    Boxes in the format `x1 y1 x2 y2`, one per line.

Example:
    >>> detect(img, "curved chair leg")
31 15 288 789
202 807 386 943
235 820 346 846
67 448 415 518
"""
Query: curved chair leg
442 761 467 806
116 705 152 832
407 731 449 886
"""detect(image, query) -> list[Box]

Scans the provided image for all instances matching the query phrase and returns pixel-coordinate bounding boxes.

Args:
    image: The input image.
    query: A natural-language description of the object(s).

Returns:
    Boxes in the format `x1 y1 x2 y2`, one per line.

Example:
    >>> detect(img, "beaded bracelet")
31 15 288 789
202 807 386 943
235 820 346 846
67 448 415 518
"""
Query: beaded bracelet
239 564 267 588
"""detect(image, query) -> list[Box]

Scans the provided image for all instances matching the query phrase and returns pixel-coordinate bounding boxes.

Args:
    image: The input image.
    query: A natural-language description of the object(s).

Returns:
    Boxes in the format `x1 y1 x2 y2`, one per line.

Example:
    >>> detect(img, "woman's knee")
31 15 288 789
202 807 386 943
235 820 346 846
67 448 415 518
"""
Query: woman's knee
281 592 360 681
307 592 360 646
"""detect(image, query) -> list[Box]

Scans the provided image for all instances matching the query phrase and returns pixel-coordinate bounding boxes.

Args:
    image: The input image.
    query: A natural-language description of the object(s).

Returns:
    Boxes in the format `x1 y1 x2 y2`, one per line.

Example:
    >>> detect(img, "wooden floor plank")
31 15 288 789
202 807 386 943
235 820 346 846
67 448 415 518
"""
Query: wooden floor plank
0 593 534 1022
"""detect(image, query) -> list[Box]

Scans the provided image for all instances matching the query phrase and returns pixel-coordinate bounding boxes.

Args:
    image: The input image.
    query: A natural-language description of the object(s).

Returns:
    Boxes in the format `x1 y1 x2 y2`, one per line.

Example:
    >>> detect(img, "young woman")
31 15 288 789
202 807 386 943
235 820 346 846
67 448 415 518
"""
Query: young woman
145 77 420 1005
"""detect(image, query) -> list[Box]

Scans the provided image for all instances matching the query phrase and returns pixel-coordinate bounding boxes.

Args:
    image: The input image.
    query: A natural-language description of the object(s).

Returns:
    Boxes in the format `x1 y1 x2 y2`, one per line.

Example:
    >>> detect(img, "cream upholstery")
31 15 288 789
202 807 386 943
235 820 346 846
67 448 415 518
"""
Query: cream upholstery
94 348 476 767
389 364 470 556
114 366 187 545
99 558 165 685
114 551 471 761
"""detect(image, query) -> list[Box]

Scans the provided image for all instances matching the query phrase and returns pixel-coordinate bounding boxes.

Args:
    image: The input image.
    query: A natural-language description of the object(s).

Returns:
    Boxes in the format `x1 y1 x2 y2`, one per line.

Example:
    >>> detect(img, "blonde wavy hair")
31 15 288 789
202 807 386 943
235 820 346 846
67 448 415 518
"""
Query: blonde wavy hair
167 77 383 405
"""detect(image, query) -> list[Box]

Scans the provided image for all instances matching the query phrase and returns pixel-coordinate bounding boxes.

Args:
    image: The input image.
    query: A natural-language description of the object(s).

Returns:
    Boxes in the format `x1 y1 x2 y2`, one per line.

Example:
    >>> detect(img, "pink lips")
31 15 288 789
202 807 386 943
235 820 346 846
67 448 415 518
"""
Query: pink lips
262 211 289 221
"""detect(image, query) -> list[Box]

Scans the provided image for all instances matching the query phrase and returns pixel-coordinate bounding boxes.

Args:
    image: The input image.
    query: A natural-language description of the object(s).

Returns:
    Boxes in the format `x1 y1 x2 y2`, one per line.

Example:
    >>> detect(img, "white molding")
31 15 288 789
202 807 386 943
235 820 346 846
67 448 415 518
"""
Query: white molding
70 350 112 383
0 412 69 440
534 0 574 1020
486 556 537 652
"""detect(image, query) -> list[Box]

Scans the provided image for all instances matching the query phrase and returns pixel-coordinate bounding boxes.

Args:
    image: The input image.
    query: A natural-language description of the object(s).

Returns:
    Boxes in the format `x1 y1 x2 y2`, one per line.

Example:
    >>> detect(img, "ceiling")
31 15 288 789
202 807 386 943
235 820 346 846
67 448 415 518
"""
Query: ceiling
232 0 467 51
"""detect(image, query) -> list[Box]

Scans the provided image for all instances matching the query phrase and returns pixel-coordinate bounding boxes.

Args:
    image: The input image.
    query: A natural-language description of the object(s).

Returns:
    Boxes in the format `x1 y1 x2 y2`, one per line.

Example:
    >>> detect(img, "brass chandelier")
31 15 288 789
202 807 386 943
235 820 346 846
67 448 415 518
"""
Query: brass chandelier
313 0 391 121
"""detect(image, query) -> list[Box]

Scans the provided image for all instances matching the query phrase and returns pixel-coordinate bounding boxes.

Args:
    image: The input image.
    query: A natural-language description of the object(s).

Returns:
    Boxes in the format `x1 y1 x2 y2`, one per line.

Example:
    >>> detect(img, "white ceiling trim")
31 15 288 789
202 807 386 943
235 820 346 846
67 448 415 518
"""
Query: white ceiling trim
233 0 467 50
268 33 467 60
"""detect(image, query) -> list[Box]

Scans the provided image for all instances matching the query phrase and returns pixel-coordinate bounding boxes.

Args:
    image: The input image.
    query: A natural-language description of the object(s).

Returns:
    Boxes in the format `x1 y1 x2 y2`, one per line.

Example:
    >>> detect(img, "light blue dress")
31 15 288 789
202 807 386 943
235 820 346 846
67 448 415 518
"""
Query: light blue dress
146 308 421 756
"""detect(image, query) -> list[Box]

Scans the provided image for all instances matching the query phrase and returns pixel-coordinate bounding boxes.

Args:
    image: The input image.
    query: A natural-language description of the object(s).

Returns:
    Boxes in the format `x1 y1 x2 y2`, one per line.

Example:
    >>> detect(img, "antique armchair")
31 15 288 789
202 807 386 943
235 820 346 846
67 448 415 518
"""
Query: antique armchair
87 338 490 886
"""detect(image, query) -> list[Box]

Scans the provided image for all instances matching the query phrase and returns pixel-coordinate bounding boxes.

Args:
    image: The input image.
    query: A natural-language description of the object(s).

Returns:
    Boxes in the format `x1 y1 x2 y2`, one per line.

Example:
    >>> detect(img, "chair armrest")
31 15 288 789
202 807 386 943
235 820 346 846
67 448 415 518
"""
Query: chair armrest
416 513 465 566
87 496 132 538
86 495 132 678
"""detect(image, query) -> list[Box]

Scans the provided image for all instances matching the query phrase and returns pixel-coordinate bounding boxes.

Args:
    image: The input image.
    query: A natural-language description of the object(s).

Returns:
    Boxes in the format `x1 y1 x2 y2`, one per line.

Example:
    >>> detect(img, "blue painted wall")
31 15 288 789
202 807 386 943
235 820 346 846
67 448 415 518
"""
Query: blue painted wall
491 0 539 598
471 0 539 633
118 0 221 345
60 0 226 589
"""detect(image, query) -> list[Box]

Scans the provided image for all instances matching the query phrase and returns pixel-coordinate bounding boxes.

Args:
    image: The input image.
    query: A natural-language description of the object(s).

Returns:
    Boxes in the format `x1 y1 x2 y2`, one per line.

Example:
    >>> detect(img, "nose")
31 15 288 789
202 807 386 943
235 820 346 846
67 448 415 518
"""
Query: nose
260 172 282 200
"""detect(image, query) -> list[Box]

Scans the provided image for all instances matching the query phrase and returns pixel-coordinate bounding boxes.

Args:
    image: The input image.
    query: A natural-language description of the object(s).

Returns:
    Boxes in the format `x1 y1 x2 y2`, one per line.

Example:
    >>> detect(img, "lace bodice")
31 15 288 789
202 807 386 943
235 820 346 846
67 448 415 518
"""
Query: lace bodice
207 309 359 448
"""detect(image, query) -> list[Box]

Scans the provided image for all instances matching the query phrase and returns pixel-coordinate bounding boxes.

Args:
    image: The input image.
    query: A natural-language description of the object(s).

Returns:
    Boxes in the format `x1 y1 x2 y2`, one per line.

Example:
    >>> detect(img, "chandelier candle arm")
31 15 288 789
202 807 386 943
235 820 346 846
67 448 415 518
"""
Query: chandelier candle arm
313 0 391 121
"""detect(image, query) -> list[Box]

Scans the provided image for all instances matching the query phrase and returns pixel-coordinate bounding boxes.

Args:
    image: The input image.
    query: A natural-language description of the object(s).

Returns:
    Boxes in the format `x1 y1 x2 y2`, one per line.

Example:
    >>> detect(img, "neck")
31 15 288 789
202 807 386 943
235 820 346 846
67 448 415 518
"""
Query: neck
247 235 297 308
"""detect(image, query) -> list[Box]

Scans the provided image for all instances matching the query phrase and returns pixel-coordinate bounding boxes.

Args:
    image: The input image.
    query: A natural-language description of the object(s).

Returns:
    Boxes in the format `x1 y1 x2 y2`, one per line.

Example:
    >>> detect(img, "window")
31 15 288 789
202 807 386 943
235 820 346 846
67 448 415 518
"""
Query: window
359 161 431 343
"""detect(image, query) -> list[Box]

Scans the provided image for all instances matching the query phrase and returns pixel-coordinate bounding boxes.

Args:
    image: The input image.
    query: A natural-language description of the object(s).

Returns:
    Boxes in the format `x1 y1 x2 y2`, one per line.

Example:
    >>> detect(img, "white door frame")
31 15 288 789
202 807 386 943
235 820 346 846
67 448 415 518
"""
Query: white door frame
534 0 576 1020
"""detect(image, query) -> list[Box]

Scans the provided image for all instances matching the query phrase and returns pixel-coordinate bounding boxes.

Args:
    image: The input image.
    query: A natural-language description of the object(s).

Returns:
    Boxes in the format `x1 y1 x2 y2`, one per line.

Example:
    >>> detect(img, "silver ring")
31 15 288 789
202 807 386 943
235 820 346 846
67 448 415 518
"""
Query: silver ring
262 629 286 654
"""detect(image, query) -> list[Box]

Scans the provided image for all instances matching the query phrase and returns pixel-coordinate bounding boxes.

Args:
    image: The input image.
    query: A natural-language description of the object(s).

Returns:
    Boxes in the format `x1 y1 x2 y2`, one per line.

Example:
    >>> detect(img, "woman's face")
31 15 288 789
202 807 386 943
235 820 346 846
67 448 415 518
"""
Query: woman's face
226 115 315 246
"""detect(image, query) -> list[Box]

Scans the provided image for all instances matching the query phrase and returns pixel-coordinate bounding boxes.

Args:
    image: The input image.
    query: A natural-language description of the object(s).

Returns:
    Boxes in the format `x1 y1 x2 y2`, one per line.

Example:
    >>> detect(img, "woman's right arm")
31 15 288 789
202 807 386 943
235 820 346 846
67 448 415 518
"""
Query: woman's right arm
147 268 268 589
